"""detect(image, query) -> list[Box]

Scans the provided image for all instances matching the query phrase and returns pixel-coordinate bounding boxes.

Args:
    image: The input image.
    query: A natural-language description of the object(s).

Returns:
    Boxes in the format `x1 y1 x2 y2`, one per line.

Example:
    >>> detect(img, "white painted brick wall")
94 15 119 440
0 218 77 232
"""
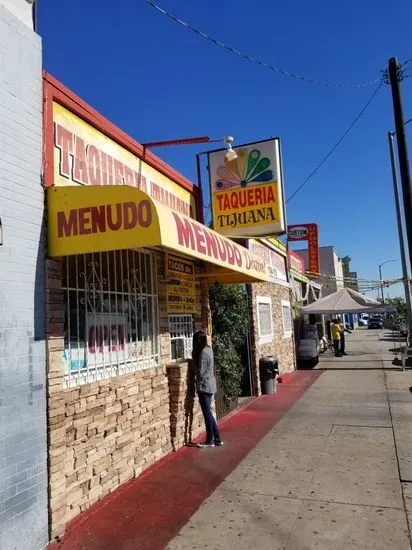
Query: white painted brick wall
0 3 48 550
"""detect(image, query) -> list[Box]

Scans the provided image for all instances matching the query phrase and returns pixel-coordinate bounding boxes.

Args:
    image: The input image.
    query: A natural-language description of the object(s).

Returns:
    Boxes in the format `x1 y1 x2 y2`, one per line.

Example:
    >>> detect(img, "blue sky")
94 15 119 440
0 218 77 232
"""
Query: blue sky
39 0 412 297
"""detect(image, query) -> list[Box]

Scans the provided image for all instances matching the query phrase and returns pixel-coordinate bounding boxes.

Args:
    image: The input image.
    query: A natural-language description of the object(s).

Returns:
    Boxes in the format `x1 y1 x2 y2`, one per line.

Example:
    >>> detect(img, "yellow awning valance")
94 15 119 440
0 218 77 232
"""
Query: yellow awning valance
47 185 270 284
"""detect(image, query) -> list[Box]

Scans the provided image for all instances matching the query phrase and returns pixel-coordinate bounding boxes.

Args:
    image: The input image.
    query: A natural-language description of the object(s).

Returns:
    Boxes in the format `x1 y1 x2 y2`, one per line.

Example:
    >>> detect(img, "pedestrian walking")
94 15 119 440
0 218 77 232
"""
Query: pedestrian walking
192 330 223 448
331 319 342 357
338 317 352 356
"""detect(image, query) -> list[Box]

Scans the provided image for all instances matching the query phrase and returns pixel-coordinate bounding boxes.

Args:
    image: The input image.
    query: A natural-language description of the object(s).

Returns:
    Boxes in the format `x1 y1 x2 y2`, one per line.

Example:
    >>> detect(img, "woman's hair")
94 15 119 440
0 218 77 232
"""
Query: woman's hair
192 330 208 363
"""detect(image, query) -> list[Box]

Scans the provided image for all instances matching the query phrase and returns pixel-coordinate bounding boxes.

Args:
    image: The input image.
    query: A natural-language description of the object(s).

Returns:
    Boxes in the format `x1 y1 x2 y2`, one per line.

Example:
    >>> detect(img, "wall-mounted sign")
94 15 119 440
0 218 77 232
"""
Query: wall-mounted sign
207 138 286 237
166 254 196 314
288 250 305 275
248 240 288 285
287 223 319 274
52 102 196 218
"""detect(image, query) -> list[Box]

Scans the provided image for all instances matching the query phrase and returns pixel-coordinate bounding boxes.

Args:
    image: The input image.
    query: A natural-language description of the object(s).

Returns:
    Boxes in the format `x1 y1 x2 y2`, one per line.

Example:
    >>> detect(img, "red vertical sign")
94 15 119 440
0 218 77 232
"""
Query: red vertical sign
287 223 319 275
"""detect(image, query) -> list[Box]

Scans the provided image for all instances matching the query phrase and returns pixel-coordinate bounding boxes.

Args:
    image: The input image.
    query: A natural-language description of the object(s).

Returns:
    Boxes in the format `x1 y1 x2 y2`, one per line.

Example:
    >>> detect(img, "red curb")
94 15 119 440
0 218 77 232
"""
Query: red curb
48 369 322 550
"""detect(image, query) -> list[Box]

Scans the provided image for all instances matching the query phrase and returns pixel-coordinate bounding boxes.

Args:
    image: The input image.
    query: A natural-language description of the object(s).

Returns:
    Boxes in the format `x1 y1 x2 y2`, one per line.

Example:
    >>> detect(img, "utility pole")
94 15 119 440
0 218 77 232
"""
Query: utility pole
388 132 412 342
388 58 412 275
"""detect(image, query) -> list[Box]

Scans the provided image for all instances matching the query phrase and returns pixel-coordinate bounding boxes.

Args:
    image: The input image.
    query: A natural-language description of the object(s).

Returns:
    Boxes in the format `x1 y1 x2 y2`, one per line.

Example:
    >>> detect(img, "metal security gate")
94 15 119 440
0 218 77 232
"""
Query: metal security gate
62 249 159 387
215 373 238 420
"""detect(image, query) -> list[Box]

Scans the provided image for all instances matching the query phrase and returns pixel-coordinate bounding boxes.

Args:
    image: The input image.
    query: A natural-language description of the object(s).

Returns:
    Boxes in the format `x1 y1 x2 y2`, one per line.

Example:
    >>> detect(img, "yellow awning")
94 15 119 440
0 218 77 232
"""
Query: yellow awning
47 185 270 284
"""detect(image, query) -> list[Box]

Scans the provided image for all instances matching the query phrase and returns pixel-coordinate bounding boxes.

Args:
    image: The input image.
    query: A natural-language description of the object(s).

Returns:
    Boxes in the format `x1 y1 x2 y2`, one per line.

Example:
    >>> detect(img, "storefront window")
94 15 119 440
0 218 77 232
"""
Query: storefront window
62 250 159 387
169 315 193 362
257 296 273 343
282 300 292 337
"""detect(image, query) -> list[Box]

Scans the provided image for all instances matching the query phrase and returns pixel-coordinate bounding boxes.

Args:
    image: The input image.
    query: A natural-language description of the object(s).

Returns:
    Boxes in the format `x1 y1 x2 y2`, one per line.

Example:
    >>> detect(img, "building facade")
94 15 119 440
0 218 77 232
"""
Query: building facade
43 74 269 539
0 3 49 550
295 246 344 296
247 239 296 392
1 8 294 544
0 0 48 550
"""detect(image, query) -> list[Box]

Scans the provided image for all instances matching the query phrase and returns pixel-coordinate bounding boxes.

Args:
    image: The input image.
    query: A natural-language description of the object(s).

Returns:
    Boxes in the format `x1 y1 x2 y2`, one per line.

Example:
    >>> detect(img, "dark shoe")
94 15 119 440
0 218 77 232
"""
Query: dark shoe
342 352 348 356
214 440 224 447
196 441 214 448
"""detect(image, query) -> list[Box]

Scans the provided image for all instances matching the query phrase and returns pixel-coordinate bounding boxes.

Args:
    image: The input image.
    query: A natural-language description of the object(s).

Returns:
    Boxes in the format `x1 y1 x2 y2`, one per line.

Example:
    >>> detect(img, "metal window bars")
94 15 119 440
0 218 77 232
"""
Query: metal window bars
169 314 194 362
62 249 160 387
258 302 272 338
282 302 292 334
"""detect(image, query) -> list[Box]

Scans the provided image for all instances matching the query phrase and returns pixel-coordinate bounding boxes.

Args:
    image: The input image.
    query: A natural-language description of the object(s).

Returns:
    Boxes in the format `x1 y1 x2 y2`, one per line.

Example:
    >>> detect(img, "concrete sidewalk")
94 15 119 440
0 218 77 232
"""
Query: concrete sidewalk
168 329 412 550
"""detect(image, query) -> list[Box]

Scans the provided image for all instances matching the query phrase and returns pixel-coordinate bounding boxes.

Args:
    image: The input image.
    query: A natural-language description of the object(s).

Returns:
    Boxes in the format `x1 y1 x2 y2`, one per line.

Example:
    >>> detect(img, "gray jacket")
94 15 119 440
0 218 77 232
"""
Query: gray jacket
195 346 217 394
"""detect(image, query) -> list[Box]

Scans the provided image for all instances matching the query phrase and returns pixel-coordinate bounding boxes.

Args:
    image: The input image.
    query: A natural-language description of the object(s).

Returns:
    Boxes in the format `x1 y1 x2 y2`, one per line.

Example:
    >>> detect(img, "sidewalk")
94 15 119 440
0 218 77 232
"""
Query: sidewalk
49 371 321 550
168 330 412 550
51 329 412 549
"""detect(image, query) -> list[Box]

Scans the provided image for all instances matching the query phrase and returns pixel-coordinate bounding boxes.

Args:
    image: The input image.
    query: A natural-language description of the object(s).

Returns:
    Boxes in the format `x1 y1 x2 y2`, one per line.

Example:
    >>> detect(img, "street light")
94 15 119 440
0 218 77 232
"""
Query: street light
378 260 397 303
142 135 237 161
142 135 237 225
388 116 412 342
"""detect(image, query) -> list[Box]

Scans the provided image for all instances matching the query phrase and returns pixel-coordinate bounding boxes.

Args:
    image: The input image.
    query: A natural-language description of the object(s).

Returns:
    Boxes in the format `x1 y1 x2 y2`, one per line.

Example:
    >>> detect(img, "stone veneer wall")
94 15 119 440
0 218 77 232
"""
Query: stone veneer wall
47 251 205 539
248 282 296 395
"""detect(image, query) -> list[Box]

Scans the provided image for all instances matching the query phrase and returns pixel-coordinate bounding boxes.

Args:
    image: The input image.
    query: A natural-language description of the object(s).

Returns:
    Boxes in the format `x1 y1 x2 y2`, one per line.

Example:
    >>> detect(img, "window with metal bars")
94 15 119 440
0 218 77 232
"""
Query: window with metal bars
169 315 194 362
256 296 273 343
281 300 292 337
62 249 159 387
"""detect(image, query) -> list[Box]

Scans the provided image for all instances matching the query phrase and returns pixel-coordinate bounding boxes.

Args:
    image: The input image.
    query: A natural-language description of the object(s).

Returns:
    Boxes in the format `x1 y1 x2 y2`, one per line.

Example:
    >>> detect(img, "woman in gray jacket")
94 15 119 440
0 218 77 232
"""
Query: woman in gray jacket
192 331 223 448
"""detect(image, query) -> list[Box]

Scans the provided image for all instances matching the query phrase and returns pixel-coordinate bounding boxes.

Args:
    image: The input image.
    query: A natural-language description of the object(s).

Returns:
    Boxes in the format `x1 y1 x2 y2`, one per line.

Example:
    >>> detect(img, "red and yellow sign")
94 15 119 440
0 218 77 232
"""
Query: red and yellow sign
287 223 319 275
47 185 270 284
208 139 285 237
166 255 196 314
288 250 305 275
52 102 196 218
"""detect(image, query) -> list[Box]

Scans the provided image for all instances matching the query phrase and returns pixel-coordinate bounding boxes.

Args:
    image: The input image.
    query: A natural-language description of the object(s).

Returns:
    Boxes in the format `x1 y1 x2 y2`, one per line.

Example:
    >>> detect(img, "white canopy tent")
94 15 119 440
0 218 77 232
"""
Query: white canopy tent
301 287 395 315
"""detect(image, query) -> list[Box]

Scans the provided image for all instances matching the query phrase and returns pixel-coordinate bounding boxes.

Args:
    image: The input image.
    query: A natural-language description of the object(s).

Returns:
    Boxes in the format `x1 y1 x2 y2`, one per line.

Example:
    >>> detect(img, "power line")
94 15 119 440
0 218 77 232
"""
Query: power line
286 80 384 203
143 0 381 89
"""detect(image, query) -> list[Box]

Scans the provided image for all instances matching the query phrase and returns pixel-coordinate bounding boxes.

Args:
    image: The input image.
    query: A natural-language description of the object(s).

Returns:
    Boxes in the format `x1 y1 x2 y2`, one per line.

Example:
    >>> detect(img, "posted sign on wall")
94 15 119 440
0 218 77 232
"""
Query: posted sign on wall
287 223 320 275
248 240 288 286
52 102 196 218
208 139 286 238
166 255 196 314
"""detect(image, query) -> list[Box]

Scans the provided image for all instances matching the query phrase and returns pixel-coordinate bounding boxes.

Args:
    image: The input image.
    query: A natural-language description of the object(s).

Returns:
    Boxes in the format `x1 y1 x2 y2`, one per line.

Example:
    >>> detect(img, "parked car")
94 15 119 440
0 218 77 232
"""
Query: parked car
368 317 383 329
358 318 368 326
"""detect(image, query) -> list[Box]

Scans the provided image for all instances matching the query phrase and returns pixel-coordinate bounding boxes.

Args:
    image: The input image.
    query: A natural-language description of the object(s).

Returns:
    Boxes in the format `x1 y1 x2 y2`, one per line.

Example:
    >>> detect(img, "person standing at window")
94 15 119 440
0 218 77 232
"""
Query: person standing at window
331 319 341 357
192 331 223 448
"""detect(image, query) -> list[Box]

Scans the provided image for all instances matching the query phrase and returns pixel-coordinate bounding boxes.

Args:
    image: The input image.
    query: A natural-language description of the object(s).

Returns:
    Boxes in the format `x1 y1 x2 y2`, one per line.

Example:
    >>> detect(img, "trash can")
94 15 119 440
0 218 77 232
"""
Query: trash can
259 356 279 395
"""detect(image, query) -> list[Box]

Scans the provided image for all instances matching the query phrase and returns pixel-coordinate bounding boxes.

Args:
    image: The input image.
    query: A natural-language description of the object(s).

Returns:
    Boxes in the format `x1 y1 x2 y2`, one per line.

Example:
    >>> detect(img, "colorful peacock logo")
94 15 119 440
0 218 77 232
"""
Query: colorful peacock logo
215 148 276 191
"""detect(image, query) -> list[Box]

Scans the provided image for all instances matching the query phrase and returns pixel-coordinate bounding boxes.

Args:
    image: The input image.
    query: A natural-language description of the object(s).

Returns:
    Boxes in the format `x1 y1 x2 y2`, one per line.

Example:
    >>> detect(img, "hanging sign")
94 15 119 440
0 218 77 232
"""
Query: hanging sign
207 138 286 237
166 254 196 314
288 223 319 274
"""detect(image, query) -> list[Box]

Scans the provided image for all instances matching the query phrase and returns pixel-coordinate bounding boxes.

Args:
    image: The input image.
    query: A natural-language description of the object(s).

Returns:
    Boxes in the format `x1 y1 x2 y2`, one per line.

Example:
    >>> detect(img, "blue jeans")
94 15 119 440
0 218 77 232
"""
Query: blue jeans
198 392 221 443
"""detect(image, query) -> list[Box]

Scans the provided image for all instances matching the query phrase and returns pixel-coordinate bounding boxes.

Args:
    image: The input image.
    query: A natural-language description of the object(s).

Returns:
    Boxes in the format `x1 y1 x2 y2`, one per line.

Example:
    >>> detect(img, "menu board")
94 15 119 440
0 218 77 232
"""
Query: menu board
166 254 196 314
